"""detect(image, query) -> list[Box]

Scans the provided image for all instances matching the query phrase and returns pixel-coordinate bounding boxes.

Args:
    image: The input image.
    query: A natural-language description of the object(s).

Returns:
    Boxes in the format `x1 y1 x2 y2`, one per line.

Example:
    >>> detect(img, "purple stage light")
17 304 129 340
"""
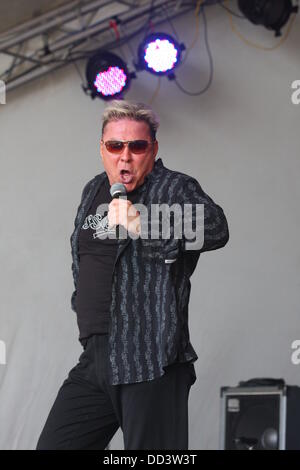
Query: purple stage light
144 38 178 73
86 51 130 100
138 33 183 76
94 66 127 96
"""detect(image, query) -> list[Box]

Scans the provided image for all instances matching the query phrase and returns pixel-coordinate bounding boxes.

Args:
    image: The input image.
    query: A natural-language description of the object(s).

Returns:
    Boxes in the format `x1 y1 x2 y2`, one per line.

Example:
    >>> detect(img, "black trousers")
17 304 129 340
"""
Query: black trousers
36 334 196 450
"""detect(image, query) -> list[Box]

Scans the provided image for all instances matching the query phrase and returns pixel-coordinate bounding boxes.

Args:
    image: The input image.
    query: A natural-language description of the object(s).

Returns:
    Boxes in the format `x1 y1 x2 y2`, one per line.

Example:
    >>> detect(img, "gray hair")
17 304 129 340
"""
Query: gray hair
101 100 160 141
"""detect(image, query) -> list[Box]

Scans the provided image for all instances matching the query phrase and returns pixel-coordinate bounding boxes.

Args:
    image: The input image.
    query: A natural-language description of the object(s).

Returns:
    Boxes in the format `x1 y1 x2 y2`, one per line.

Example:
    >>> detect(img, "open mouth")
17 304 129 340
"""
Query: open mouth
120 169 134 184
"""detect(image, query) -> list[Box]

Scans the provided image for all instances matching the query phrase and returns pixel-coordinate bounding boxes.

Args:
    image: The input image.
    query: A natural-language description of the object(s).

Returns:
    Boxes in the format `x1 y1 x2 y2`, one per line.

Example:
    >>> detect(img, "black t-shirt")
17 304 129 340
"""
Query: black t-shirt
75 176 144 346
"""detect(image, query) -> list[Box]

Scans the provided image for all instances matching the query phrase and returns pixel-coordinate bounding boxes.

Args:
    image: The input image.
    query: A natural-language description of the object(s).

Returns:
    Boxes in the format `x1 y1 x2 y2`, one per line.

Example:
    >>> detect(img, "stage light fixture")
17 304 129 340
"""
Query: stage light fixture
85 51 131 100
138 33 184 76
238 0 298 36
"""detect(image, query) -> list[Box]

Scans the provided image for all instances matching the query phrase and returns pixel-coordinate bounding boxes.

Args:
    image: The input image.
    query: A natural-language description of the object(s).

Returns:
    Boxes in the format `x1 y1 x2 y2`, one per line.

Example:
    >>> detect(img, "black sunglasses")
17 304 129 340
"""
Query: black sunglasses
101 139 156 155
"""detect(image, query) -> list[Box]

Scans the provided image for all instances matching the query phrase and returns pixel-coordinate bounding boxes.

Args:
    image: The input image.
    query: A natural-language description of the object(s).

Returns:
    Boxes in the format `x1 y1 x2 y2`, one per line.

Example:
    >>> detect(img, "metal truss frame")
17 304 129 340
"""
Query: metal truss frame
0 0 196 92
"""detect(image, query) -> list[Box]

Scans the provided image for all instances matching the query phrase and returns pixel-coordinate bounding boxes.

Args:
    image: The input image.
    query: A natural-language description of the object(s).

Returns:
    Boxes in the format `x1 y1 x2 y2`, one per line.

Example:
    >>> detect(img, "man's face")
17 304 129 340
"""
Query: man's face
100 119 158 192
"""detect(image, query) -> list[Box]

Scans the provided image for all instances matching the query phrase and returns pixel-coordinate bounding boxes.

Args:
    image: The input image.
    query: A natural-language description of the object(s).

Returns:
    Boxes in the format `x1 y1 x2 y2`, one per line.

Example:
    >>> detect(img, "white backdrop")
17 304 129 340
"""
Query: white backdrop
0 5 300 450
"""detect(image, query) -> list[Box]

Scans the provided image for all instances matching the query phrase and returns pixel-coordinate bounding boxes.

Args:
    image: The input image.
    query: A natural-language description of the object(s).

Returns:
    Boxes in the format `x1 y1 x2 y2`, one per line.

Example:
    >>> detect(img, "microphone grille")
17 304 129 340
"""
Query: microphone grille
110 182 127 198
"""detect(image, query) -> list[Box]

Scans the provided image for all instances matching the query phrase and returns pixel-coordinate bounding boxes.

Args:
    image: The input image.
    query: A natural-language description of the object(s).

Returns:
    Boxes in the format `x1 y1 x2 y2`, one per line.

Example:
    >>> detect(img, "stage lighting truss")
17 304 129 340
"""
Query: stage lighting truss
137 33 185 77
0 0 194 93
238 0 298 37
85 51 133 100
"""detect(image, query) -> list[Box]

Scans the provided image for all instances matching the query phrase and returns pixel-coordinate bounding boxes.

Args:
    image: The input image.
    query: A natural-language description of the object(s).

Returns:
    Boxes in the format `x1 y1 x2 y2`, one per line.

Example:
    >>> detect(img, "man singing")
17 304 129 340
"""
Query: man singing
36 100 229 450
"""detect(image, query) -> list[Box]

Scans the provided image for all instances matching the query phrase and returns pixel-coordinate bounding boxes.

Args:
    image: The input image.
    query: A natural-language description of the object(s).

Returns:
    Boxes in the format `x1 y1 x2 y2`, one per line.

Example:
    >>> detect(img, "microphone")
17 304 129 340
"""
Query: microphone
110 183 127 238
110 182 127 199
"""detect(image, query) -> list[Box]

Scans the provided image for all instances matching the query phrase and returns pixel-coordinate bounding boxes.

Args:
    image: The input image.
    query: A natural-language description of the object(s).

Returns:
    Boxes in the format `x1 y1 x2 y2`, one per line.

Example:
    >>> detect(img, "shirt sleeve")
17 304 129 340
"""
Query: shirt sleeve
70 178 95 313
137 177 229 261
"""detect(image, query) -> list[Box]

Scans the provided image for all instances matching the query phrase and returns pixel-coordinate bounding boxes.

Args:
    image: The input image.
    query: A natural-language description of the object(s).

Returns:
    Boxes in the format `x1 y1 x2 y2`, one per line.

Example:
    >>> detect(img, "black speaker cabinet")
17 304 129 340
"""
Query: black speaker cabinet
220 378 300 450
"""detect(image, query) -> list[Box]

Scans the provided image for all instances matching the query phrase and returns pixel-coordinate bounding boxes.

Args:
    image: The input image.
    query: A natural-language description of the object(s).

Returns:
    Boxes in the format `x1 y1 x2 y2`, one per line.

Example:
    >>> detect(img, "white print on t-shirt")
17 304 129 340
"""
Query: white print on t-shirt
82 212 116 239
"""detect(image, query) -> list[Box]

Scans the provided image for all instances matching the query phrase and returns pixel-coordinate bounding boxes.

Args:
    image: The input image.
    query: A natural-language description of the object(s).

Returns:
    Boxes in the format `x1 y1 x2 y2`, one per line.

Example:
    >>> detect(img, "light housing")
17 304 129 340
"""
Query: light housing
138 33 184 76
238 0 297 36
85 51 130 100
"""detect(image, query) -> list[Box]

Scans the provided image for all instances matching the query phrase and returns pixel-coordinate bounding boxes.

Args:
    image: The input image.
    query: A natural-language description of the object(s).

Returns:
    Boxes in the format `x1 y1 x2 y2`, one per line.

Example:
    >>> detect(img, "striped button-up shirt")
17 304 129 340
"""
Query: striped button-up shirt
70 158 229 385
